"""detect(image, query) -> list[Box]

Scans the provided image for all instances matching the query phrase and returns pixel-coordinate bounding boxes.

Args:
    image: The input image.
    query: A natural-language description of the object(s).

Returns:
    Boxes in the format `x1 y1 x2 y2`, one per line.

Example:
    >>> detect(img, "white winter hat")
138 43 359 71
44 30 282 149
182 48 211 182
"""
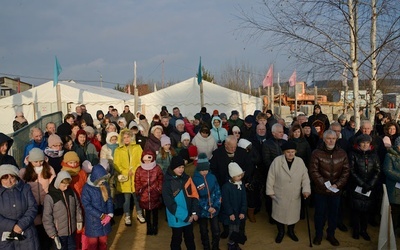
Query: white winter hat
175 119 184 127
237 139 251 150
180 132 190 142
228 162 244 178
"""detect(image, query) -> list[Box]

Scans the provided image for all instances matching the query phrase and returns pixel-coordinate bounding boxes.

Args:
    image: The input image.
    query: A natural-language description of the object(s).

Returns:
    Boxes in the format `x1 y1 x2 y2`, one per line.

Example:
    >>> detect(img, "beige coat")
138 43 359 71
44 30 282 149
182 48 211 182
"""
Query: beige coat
266 155 311 225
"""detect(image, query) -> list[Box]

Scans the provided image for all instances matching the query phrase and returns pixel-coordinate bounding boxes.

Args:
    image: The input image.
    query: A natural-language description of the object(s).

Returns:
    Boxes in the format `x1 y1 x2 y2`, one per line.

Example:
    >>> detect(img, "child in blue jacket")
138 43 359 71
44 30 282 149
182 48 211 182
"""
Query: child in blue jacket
192 153 222 250
162 156 199 250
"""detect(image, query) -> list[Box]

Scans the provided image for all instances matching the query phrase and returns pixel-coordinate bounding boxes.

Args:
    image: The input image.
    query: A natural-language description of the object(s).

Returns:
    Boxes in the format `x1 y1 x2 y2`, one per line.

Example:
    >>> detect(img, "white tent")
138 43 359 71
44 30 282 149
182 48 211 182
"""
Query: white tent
0 80 135 134
139 77 262 119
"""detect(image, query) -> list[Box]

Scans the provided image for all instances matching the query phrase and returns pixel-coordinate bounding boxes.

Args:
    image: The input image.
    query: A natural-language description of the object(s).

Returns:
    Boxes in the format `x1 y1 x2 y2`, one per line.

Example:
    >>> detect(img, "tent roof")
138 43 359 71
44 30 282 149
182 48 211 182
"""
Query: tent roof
0 80 134 107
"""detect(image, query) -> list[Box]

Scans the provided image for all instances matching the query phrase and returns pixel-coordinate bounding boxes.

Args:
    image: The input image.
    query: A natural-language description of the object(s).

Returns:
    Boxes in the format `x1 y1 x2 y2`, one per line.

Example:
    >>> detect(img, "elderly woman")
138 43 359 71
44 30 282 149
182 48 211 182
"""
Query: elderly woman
266 141 311 243
383 137 400 235
348 134 380 241
0 164 39 249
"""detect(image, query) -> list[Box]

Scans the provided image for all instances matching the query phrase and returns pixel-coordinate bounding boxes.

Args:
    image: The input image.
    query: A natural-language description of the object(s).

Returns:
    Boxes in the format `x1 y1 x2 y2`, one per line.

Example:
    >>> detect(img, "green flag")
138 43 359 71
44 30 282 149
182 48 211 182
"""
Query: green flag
197 57 202 85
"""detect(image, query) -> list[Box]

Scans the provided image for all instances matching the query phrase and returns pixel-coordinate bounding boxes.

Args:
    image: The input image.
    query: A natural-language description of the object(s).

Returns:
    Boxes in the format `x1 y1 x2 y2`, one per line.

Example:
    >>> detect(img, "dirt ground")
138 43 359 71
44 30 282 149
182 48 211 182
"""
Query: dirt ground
107 207 399 250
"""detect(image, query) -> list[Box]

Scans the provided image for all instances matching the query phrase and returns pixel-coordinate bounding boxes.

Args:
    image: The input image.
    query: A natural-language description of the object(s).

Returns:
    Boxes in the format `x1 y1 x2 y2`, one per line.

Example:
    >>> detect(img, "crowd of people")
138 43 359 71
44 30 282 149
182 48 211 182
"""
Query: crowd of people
1 103 400 250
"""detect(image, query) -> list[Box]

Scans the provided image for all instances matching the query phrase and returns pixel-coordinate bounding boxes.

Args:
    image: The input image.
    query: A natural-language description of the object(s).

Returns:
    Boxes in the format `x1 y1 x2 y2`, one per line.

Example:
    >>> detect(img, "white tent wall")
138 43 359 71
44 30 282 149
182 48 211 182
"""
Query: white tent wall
0 81 135 134
139 77 262 119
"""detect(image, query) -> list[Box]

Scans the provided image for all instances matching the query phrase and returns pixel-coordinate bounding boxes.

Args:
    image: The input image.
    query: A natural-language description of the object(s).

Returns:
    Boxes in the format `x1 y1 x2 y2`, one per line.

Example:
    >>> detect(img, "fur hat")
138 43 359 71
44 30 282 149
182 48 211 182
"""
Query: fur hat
281 141 297 151
237 139 252 150
141 150 156 163
181 132 190 142
54 171 71 189
63 151 80 163
28 148 44 162
161 135 171 147
169 156 184 171
196 153 210 171
228 162 243 178
175 119 184 127
0 164 19 179
48 134 63 148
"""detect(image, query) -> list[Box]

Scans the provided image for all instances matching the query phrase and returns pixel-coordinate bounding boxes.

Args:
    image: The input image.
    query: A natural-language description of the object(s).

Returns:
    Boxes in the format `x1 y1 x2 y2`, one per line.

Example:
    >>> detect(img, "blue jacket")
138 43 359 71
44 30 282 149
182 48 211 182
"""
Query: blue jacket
192 171 221 218
81 166 113 237
0 181 39 250
210 116 228 144
162 170 199 228
220 181 247 225
23 138 48 166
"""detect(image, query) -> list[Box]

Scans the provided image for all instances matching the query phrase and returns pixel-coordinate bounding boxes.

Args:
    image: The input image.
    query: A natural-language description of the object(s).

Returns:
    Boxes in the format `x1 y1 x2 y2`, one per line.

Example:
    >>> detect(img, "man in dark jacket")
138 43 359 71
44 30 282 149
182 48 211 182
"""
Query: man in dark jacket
308 104 330 133
160 116 174 136
80 104 94 127
309 130 350 246
57 114 75 137
0 133 18 167
120 105 135 126
261 123 286 223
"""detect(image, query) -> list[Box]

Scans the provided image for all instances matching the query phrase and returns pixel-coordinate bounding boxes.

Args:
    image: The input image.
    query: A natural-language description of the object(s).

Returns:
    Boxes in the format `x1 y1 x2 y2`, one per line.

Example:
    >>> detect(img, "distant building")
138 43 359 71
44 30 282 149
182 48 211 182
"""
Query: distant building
0 77 32 98
333 90 383 108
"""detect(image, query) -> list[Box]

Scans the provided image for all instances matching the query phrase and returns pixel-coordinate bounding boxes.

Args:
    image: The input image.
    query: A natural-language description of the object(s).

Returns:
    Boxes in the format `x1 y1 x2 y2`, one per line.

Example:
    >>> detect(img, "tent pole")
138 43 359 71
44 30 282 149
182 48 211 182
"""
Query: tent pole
56 83 62 113
134 61 138 114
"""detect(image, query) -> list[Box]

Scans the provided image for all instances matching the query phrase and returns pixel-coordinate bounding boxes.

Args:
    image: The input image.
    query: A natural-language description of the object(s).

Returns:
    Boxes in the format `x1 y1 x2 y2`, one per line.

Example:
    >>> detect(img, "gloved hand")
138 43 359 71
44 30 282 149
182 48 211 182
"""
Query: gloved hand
54 236 62 249
77 222 83 231
82 160 93 173
101 214 112 226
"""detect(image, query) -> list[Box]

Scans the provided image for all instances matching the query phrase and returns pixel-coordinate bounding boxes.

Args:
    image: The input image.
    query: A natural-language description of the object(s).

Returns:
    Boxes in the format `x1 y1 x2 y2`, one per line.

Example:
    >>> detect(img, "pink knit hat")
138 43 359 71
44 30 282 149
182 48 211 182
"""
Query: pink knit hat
160 135 171 147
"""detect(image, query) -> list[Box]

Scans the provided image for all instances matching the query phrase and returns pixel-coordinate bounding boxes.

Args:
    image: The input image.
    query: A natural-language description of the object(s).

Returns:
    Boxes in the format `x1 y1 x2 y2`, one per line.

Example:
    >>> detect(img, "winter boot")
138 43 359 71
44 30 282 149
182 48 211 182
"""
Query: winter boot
287 224 299 242
220 225 229 239
275 222 285 243
247 207 256 223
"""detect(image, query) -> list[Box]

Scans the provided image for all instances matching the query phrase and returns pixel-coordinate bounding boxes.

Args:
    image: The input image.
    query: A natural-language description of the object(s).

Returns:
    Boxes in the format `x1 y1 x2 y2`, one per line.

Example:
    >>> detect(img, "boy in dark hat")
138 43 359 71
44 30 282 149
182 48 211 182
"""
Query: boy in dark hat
162 156 199 249
192 153 222 250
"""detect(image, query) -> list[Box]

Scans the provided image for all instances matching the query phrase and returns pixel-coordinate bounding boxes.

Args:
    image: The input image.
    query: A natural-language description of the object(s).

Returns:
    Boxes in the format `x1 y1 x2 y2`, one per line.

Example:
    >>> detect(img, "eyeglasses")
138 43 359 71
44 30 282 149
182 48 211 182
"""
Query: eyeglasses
1 174 16 180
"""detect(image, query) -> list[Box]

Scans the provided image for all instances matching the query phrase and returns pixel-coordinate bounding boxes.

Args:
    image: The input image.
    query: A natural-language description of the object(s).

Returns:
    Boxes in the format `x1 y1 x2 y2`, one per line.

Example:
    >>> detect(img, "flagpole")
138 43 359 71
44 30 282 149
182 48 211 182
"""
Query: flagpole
198 57 204 109
271 81 274 113
278 73 281 116
295 82 298 117
134 61 138 114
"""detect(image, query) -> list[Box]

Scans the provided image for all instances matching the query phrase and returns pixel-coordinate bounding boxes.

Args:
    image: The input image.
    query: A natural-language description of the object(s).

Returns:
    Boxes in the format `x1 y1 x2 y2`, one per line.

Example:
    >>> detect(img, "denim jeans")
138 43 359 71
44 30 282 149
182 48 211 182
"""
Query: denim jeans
123 192 141 215
199 216 220 249
314 193 340 238
58 233 76 250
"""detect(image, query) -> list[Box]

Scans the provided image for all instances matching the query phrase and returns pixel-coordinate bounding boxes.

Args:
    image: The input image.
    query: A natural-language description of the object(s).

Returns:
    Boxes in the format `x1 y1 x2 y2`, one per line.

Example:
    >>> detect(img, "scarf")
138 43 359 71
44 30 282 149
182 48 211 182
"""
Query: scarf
61 161 81 176
44 148 64 158
229 179 242 190
141 161 156 171
107 143 118 156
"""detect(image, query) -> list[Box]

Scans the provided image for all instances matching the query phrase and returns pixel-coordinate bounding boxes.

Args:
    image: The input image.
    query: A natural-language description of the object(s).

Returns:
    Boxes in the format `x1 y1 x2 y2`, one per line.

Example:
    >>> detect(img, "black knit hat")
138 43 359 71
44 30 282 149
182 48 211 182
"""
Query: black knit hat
281 141 297 151
169 156 185 171
301 122 312 128
356 134 372 144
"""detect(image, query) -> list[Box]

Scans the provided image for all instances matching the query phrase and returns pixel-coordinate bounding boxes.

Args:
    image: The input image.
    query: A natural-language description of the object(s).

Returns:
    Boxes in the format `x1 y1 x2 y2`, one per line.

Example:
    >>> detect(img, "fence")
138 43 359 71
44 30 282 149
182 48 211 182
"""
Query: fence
9 111 63 168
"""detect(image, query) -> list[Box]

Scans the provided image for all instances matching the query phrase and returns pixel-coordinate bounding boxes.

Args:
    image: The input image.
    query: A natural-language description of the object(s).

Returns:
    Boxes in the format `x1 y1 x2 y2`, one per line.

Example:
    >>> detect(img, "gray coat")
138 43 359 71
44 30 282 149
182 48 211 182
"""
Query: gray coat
42 181 83 237
0 181 39 250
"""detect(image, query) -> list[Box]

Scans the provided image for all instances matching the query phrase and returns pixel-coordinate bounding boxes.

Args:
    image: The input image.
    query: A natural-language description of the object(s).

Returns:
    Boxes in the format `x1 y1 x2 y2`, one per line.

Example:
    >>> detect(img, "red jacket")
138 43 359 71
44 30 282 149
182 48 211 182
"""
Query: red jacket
135 165 164 210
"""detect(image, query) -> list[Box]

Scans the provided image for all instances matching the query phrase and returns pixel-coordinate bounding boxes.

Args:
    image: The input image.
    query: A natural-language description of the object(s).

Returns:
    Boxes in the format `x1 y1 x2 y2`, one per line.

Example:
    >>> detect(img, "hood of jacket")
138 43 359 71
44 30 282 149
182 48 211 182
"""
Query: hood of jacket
0 133 13 154
211 116 223 130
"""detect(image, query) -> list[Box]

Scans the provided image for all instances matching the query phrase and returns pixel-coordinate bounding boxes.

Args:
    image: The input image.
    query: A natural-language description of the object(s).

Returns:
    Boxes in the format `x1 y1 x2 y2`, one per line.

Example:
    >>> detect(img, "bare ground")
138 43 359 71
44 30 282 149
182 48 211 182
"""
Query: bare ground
107 207 399 250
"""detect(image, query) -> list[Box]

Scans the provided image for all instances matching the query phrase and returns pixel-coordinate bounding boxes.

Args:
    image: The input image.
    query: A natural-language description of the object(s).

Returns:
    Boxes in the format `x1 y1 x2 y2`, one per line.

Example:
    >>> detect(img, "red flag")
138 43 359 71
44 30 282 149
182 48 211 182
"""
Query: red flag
289 70 297 87
262 65 273 88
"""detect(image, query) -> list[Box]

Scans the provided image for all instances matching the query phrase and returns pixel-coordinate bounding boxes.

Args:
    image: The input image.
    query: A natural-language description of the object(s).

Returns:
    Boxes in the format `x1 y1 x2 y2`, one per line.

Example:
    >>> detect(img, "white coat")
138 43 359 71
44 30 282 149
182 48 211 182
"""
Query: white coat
266 155 311 225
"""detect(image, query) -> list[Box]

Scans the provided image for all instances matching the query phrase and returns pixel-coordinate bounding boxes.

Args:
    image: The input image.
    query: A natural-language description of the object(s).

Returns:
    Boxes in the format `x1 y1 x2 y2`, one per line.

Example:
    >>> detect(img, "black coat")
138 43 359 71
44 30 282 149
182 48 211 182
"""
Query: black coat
261 138 285 179
210 146 252 187
0 133 18 167
349 147 380 212
288 137 312 167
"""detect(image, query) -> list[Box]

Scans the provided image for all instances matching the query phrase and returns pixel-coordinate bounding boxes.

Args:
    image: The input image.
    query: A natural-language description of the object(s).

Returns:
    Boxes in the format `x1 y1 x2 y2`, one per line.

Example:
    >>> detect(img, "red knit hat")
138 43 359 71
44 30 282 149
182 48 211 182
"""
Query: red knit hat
188 145 198 158
141 150 156 163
